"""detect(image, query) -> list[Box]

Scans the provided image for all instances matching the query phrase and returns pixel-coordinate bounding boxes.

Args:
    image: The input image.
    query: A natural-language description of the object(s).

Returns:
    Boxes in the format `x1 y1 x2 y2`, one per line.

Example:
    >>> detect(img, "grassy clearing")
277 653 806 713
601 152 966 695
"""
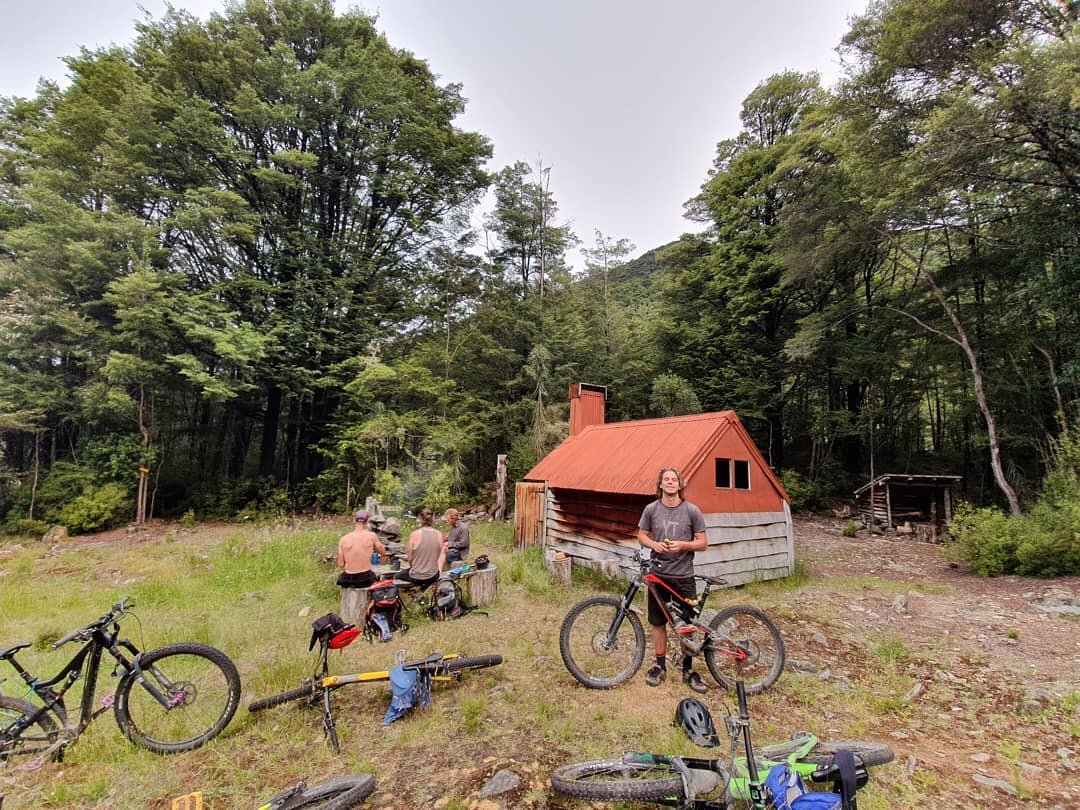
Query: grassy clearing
0 521 1074 808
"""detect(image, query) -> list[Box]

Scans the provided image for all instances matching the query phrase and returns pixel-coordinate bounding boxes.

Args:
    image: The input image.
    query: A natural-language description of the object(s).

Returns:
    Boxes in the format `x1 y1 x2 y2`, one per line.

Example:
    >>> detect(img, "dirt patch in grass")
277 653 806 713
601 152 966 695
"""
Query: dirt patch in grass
1 515 1077 809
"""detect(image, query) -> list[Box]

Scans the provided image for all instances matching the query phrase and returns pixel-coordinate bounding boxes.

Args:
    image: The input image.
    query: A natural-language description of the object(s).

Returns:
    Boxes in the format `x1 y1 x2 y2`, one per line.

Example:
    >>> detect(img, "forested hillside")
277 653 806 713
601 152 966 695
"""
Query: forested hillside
1 0 1076 547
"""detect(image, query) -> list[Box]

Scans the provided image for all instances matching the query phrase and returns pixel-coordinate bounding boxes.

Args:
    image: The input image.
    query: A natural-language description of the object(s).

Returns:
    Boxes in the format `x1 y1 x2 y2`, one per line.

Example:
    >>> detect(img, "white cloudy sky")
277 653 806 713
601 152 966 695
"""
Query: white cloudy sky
0 0 868 265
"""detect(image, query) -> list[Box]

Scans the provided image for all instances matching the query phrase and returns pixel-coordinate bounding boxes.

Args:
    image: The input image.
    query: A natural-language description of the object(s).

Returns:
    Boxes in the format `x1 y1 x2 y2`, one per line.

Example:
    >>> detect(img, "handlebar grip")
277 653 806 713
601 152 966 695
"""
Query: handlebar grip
51 628 86 649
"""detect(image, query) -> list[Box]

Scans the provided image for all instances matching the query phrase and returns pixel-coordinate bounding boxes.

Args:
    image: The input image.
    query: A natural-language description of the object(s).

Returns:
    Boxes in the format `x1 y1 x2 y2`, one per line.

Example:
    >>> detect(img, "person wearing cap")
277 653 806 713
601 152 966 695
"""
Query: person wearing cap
444 508 470 564
336 510 387 588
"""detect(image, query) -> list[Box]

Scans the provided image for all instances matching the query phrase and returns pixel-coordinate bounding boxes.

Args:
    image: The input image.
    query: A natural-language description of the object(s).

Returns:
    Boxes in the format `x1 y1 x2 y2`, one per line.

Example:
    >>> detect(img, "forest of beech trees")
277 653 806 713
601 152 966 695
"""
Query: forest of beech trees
1 1 1076 556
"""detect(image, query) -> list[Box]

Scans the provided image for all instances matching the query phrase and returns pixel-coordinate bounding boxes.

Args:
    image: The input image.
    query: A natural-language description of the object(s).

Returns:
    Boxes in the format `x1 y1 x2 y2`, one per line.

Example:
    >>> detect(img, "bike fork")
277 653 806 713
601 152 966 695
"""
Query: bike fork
735 681 767 810
604 582 640 646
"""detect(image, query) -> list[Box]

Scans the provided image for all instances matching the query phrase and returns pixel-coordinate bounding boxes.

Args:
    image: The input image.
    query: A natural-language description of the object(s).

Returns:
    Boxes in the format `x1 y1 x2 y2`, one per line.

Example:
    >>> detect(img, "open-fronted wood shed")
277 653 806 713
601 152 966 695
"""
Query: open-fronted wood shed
854 474 961 538
515 386 793 586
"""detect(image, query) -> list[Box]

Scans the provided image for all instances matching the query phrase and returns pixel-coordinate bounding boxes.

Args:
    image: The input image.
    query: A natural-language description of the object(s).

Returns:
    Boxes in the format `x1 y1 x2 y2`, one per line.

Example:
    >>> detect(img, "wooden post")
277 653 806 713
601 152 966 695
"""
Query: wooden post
543 547 557 571
493 455 507 521
460 566 497 607
340 587 370 626
885 484 893 529
551 556 572 586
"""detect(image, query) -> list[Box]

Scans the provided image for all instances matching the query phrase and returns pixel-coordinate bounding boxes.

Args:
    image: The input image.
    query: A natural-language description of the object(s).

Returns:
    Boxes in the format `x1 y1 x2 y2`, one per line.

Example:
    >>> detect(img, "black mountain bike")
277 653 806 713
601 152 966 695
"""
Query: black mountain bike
1 597 241 765
560 551 785 693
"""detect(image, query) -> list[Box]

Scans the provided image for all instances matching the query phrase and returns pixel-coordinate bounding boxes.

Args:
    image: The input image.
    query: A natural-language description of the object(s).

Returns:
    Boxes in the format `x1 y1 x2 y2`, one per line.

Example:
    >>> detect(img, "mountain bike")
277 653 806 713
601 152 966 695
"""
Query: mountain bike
1 597 240 766
170 774 376 809
559 551 785 693
551 679 893 808
248 623 501 752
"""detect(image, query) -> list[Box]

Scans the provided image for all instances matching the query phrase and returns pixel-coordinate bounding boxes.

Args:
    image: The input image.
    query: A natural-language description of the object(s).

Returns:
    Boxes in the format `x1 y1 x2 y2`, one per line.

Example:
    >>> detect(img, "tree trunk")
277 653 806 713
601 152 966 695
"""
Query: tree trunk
260 384 283 477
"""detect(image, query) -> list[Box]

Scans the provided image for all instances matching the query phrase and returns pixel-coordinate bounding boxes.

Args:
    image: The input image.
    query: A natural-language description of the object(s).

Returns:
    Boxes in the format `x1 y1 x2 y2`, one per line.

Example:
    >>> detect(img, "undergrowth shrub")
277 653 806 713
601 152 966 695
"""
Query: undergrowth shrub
948 426 1080 577
778 469 825 512
58 482 131 534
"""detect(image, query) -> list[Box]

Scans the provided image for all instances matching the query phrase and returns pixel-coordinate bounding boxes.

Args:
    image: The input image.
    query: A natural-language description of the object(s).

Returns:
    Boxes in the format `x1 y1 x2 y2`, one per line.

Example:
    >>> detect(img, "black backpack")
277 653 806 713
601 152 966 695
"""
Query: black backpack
431 579 463 621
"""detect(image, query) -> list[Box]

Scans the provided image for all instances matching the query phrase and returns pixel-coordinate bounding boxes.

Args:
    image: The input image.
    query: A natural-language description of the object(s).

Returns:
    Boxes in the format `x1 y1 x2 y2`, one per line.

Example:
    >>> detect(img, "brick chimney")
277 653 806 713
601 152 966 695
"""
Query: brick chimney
568 383 607 436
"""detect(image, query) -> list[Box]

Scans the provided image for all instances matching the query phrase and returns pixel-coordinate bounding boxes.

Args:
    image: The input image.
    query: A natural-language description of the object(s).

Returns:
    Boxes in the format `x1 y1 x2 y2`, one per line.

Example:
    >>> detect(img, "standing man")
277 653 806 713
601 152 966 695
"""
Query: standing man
444 508 470 564
636 467 708 693
337 510 386 589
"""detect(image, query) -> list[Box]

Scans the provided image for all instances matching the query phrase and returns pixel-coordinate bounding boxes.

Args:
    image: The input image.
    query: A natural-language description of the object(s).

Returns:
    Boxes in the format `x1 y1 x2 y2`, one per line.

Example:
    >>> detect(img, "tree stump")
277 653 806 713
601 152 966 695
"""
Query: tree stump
339 587 370 626
460 566 497 607
551 555 572 586
543 548 557 571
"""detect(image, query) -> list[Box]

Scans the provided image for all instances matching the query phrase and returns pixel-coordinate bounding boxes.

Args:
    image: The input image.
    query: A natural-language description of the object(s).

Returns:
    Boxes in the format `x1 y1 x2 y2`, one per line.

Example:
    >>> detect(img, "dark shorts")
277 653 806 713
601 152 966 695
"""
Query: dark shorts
446 548 466 564
337 570 377 589
393 569 440 588
646 575 697 627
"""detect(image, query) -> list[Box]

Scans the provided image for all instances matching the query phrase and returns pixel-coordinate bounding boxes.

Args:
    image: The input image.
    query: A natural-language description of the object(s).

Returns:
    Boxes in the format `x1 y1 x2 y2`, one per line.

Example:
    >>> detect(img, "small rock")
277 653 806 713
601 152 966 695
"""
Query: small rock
1024 687 1057 704
892 594 910 615
478 769 521 798
1058 748 1075 759
789 659 819 674
818 668 831 681
970 752 991 763
972 773 1019 797
902 683 925 703
811 632 827 646
905 756 917 776
1017 761 1043 774
433 798 451 810
298 605 311 617
889 731 910 739
42 525 69 543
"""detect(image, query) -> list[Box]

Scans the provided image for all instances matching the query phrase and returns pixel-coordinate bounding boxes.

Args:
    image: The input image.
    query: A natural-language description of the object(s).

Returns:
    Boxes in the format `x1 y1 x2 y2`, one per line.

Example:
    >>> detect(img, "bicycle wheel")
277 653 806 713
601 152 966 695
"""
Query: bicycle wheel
704 605 785 695
114 642 240 754
559 596 645 689
260 774 376 810
440 654 503 675
798 740 895 768
551 759 683 801
249 681 319 713
0 696 60 762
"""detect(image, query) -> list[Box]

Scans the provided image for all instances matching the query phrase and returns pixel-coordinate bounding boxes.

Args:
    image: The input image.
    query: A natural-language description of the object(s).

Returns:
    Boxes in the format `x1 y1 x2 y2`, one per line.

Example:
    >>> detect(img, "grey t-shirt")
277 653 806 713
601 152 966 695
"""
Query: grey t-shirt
637 499 706 579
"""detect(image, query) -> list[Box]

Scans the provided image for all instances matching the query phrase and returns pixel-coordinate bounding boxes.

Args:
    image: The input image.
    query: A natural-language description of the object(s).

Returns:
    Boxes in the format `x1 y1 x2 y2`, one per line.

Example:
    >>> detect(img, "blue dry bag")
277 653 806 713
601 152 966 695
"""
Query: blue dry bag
382 665 432 726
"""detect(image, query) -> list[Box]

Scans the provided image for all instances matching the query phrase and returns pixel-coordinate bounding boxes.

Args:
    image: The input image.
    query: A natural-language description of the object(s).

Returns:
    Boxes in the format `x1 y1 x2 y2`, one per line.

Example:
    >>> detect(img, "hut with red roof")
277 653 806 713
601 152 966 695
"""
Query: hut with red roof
514 384 793 585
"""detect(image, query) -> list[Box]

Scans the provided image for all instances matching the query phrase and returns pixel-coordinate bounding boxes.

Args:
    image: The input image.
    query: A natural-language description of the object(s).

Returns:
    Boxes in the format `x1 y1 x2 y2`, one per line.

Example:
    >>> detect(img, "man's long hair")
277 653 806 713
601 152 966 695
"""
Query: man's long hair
655 467 685 500
418 508 435 527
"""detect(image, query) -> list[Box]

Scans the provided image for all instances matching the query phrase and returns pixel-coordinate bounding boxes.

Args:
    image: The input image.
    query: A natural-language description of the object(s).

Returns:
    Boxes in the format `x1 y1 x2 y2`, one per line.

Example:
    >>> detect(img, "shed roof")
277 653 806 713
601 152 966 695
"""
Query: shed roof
853 473 962 497
524 410 787 500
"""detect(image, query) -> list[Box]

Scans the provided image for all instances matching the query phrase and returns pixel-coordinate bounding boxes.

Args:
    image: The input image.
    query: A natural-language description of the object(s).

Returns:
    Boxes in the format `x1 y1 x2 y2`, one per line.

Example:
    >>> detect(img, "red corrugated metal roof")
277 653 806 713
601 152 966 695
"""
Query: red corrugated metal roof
525 411 787 500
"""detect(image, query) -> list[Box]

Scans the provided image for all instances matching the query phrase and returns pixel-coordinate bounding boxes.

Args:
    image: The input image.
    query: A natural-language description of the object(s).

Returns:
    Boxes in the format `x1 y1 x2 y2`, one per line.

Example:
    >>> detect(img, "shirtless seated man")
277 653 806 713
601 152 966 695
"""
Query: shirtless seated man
336 510 387 589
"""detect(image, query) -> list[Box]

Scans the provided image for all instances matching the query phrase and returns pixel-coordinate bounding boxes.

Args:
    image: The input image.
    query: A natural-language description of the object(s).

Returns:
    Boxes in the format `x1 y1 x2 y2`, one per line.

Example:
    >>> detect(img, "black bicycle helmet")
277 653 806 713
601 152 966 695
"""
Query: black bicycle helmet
674 697 719 747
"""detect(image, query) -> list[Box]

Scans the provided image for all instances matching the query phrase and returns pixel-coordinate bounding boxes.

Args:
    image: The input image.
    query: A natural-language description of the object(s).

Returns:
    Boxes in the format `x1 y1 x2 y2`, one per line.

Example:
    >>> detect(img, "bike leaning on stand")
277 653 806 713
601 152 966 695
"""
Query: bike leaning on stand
560 550 785 693
1 597 241 765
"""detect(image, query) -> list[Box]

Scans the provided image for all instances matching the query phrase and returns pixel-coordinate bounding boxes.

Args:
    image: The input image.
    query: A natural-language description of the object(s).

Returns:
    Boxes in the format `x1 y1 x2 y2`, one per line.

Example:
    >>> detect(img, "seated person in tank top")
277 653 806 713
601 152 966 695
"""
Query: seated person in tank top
336 509 387 589
395 507 446 587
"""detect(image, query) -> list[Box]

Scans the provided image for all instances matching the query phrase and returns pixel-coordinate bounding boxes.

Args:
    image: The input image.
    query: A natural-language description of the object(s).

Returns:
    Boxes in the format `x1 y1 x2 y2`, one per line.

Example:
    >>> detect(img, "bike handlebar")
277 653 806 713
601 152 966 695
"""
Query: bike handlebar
51 597 133 649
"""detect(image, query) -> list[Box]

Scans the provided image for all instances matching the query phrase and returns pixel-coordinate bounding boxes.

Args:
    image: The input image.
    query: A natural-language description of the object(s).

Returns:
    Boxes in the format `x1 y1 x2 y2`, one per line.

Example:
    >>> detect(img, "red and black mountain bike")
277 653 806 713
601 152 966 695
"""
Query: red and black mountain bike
559 551 785 693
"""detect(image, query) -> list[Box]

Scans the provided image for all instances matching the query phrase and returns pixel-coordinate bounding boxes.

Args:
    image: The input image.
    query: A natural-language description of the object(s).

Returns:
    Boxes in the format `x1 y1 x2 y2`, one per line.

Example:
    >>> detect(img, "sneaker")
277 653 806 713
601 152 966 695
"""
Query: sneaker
645 665 667 686
683 670 708 694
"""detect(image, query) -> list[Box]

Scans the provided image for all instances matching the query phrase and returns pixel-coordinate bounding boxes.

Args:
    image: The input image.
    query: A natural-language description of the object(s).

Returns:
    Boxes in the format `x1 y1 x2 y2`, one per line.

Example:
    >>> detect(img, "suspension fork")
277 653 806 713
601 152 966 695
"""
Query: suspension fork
604 579 641 646
735 680 767 809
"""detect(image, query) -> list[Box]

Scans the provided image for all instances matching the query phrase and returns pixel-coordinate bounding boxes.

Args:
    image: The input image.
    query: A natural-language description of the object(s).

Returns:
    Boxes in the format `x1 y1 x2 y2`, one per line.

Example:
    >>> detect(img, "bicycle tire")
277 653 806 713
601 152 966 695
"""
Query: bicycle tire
798 740 895 768
551 758 684 801
263 774 376 809
114 642 241 754
0 695 60 762
559 595 645 689
440 654 503 675
704 605 785 695
249 681 319 713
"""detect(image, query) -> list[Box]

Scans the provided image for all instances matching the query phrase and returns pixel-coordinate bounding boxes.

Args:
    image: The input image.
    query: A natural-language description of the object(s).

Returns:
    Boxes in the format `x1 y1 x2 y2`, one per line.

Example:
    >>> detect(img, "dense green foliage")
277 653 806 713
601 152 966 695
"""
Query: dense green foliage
1 0 1076 555
948 425 1080 576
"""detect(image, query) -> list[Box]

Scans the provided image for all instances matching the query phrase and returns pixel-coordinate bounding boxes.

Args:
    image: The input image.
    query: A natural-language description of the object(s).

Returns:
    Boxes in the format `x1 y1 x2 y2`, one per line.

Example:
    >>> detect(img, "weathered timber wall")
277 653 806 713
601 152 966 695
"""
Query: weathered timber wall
544 487 793 586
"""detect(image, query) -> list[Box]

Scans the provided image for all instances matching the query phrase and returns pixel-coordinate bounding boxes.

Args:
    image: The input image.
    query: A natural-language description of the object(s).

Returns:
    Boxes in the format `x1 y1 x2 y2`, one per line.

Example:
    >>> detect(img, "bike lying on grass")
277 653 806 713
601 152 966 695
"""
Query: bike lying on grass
248 616 502 752
170 774 376 810
0 597 241 766
560 551 786 693
551 678 893 809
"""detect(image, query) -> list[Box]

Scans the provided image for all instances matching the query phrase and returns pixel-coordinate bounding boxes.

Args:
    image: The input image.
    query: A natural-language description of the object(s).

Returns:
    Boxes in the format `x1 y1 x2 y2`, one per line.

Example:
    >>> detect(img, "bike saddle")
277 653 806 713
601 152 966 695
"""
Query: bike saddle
699 575 728 587
402 652 444 671
0 642 30 660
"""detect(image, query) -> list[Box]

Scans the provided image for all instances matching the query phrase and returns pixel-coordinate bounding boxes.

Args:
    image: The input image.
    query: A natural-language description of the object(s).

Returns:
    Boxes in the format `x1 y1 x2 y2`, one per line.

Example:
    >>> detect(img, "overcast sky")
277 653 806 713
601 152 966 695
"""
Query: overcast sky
1 0 868 266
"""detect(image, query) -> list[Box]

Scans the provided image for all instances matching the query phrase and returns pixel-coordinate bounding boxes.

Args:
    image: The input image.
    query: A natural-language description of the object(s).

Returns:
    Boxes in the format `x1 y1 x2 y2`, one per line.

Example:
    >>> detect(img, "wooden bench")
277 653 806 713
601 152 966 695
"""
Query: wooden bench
339 565 497 626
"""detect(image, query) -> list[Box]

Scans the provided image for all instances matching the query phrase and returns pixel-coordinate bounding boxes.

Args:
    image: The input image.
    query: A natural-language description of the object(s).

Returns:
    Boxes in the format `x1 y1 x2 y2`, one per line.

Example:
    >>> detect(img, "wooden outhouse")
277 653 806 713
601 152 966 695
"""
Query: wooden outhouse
515 388 793 586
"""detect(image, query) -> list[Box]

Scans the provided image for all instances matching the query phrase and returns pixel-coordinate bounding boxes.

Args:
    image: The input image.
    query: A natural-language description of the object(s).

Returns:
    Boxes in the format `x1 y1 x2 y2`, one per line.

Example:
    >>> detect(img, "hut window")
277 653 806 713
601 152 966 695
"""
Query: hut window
715 458 731 488
716 458 751 489
733 460 750 489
